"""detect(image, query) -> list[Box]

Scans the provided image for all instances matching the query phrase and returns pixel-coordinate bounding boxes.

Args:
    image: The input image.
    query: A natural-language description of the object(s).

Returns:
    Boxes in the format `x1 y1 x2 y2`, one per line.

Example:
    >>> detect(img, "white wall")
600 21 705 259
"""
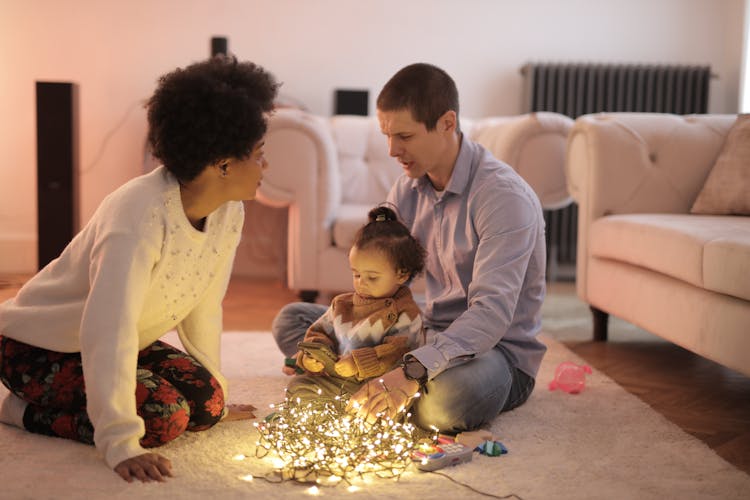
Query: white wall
742 0 750 112
0 0 745 273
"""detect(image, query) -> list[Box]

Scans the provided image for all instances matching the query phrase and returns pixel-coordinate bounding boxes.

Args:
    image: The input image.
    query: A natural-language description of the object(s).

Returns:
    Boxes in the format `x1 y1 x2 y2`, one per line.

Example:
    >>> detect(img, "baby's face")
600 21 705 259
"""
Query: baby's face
348 246 407 299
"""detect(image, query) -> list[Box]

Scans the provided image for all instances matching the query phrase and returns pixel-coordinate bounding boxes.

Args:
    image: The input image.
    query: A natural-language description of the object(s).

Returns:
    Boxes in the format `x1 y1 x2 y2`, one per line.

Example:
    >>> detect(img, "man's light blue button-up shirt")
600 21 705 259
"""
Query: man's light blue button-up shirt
387 136 547 379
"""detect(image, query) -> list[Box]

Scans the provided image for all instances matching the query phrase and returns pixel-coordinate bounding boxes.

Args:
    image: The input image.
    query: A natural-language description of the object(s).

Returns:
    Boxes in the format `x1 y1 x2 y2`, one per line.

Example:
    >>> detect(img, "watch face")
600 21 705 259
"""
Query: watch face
405 359 427 380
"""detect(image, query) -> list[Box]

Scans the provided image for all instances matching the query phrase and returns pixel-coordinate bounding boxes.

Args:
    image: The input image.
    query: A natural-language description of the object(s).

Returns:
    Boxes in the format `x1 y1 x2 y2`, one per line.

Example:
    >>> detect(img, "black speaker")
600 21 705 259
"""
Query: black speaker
211 36 228 57
36 81 79 270
334 89 369 116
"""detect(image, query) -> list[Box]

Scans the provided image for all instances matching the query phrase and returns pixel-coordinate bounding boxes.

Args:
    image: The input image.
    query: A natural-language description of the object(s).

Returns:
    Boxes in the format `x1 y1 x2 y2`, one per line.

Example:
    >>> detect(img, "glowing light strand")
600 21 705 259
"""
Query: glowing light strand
254 393 421 483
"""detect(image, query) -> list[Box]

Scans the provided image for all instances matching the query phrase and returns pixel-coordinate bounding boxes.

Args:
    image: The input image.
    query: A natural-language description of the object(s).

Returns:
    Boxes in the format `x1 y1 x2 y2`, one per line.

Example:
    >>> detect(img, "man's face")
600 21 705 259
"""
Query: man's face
376 108 455 181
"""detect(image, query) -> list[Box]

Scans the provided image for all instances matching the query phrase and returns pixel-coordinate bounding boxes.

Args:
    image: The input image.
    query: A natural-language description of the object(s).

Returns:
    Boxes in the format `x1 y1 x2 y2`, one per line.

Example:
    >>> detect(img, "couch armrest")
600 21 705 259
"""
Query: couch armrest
258 108 341 291
565 112 736 300
470 112 574 209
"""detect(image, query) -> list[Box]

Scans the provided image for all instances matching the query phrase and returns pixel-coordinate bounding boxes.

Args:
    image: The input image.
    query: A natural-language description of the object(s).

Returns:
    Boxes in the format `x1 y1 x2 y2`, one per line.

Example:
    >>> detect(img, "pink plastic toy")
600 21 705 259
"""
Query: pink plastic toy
548 362 592 394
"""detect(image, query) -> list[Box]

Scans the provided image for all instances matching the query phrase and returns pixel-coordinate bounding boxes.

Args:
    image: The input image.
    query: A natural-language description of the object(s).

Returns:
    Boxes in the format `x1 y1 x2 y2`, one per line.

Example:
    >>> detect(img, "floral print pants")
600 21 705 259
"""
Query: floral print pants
0 335 224 448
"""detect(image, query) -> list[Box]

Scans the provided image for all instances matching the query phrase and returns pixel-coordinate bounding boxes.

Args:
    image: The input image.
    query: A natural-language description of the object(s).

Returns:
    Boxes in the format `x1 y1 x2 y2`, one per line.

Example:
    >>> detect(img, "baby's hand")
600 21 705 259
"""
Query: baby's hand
282 353 301 376
334 357 357 377
301 353 325 373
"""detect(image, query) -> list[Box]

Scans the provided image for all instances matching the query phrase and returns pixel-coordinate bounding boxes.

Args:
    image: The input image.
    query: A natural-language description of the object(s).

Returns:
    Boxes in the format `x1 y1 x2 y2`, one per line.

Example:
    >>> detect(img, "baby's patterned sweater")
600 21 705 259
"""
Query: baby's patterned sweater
300 286 423 380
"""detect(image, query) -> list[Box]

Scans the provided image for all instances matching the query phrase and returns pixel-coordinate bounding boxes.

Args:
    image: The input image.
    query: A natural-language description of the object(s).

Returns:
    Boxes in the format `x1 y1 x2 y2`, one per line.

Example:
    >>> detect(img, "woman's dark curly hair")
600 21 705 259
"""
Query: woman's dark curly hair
353 206 426 281
147 56 279 182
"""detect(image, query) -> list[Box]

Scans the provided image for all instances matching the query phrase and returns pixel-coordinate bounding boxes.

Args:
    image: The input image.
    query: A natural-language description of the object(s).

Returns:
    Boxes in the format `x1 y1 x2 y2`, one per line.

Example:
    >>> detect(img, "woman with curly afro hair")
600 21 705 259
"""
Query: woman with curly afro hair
0 56 279 483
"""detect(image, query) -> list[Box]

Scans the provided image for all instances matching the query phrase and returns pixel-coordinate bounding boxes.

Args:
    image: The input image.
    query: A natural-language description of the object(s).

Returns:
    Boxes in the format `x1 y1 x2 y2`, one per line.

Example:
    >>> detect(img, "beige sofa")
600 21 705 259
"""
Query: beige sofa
257 108 573 301
566 113 750 377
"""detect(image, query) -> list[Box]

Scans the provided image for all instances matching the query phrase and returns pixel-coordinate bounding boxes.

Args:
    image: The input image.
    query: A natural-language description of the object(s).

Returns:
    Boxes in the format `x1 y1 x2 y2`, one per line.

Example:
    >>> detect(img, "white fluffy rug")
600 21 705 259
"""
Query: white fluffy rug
1 331 748 500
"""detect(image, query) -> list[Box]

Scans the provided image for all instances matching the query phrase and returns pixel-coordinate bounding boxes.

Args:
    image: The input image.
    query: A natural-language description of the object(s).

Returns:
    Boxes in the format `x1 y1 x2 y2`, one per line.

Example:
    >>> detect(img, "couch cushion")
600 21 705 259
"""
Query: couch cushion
703 233 750 301
690 114 750 215
589 214 750 301
331 203 371 250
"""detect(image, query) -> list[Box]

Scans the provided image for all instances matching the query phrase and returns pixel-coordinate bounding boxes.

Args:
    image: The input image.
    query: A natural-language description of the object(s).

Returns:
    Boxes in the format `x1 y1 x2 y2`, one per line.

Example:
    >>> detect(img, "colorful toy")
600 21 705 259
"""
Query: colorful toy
548 361 592 394
475 440 507 457
412 436 473 471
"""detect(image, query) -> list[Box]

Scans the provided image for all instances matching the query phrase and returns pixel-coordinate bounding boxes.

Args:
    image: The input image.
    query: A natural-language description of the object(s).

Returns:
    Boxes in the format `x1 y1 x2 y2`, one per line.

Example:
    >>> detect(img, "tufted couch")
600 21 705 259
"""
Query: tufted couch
566 113 750 377
256 108 574 301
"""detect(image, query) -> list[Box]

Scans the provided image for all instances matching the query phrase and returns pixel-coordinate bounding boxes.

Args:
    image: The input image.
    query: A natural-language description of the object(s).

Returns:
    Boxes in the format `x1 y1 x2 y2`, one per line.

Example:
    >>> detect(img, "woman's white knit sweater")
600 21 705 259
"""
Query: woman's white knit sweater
0 166 243 468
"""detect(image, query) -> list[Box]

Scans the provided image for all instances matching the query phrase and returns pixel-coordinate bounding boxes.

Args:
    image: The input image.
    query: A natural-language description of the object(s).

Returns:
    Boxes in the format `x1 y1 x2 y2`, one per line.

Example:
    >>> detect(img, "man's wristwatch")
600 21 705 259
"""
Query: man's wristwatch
402 355 428 388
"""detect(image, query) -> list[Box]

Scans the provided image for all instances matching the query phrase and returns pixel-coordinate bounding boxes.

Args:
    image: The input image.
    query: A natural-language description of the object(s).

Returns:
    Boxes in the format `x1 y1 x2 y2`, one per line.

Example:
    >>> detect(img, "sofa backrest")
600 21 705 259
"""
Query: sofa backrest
567 113 737 218
328 112 575 210
330 116 402 206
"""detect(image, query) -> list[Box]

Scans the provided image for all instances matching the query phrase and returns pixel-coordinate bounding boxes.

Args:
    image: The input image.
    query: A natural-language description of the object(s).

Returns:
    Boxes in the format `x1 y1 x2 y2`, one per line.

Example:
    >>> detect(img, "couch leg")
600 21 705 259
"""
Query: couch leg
299 290 319 303
591 306 609 342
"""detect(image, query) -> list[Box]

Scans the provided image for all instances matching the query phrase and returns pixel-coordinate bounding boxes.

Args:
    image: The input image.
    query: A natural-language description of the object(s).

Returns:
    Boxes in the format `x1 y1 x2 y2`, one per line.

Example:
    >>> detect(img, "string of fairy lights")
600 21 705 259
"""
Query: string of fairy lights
229 384 522 499
253 391 421 483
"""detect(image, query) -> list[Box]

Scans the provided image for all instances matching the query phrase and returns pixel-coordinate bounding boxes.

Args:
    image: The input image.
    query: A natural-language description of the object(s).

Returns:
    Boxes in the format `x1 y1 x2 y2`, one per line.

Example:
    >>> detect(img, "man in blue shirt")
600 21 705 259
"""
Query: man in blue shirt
273 63 546 433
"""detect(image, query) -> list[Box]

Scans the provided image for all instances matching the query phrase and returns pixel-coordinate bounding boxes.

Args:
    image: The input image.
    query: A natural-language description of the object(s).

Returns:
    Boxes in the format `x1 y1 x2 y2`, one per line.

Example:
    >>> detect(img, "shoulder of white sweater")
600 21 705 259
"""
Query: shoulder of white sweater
92 167 243 240
93 167 173 231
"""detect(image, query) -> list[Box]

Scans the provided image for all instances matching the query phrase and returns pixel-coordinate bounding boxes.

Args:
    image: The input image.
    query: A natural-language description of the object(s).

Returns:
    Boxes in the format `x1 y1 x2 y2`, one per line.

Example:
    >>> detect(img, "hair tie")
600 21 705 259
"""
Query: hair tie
375 214 387 222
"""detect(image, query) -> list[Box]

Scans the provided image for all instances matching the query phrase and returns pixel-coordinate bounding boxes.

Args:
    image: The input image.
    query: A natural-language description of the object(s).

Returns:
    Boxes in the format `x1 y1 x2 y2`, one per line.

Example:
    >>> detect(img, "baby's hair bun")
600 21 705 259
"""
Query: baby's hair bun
368 205 398 223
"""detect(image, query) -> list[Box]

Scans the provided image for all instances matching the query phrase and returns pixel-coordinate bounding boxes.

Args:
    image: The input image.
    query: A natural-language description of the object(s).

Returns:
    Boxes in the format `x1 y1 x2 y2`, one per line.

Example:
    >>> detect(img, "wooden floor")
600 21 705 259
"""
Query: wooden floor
1 274 748 475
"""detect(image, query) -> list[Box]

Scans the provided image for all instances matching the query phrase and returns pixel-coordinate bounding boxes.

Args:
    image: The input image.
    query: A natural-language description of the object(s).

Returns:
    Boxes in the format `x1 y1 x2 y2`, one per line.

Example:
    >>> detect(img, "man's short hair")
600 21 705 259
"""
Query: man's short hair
376 63 459 131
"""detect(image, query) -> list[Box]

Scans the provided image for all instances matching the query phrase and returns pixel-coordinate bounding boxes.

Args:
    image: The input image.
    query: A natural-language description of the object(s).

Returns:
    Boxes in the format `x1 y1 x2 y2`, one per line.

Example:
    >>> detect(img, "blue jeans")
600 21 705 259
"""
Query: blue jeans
271 302 535 433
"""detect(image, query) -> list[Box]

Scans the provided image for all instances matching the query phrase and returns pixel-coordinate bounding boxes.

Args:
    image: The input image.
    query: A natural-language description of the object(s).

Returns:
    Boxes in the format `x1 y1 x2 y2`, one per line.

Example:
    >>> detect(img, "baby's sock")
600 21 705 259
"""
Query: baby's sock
0 393 27 429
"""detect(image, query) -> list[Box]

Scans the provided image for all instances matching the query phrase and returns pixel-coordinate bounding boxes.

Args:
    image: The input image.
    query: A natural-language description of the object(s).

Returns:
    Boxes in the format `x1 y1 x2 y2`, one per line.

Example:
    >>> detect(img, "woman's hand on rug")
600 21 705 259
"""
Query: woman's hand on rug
224 403 257 421
114 452 173 483
347 367 419 424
